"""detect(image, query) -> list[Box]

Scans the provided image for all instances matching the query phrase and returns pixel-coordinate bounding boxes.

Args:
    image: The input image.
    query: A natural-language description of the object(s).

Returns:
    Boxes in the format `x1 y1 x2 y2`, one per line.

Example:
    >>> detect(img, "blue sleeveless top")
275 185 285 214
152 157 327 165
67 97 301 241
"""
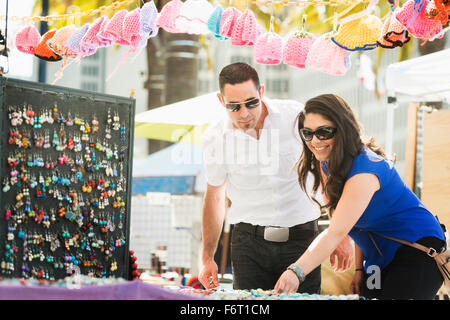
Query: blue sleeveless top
346 148 445 271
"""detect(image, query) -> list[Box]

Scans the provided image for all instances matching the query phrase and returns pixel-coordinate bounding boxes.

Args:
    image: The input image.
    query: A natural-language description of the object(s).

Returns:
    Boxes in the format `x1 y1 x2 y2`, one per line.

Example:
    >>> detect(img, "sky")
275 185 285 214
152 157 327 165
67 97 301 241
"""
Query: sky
1 0 36 79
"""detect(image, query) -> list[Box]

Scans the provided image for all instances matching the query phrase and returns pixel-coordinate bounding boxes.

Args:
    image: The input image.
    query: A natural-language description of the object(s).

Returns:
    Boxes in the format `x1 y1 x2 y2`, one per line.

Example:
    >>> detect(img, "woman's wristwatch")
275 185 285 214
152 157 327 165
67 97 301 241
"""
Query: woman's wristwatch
287 263 306 283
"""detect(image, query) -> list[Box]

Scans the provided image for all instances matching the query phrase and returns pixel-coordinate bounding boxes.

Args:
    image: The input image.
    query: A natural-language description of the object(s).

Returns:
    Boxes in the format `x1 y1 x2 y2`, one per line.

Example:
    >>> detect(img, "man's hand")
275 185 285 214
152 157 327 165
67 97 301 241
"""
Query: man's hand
198 259 220 289
330 236 354 272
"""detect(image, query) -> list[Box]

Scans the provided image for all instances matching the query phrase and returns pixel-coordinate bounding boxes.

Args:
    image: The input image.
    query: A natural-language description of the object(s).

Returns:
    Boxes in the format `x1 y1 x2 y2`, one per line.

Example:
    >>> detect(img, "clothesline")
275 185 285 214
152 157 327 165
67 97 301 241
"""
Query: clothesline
5 0 448 82
0 0 136 24
0 0 370 24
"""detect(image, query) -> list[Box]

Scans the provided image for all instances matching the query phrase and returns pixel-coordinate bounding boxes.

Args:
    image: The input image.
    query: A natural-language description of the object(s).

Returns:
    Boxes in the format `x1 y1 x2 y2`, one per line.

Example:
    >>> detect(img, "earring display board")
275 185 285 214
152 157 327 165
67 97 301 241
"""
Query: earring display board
0 76 135 280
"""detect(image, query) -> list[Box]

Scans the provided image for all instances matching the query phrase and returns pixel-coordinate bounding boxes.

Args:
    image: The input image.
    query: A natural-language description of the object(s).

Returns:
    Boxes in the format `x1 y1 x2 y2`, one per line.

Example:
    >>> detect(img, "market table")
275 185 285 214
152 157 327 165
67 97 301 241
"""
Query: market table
0 278 205 300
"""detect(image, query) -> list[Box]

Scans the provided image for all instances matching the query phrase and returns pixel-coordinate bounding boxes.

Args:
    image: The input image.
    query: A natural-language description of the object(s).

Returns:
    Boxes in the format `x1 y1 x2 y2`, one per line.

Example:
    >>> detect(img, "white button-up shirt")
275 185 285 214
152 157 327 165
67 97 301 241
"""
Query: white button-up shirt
202 98 320 227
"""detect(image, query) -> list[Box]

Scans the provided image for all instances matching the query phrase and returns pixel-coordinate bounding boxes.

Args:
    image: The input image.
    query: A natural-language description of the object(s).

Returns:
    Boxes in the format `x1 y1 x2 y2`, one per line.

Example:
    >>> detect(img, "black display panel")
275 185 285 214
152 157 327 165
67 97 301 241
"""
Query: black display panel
0 76 135 280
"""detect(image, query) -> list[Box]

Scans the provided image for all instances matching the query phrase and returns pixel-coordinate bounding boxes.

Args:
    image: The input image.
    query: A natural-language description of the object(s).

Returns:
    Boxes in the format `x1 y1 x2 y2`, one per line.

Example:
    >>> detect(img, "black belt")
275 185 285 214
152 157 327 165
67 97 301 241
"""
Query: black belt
233 220 319 242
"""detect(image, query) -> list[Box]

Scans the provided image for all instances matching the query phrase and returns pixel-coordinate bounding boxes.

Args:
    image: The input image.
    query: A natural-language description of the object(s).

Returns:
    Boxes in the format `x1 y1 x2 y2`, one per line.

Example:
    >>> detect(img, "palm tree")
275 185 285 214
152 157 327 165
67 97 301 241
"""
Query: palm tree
144 0 200 154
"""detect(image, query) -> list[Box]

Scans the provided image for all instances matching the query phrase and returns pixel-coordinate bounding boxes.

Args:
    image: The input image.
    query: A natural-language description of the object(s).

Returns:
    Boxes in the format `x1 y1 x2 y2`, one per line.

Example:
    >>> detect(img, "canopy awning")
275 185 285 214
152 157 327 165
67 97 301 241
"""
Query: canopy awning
134 92 226 145
386 48 450 103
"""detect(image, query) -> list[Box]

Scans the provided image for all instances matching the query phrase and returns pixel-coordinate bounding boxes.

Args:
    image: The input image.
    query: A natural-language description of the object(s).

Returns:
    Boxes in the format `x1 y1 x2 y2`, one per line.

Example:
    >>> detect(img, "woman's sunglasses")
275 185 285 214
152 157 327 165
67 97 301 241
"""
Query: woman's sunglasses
299 126 337 141
224 97 261 112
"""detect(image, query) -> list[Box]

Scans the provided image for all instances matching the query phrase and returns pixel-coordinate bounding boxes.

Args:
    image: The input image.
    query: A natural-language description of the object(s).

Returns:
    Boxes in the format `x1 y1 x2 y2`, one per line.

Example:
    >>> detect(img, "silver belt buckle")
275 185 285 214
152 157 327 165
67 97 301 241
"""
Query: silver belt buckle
264 226 289 242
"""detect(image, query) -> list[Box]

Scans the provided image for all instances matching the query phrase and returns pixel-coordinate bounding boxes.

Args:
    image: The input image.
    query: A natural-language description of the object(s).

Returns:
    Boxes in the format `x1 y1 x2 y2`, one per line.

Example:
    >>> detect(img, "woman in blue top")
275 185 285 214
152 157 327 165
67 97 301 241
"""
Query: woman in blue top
274 94 446 299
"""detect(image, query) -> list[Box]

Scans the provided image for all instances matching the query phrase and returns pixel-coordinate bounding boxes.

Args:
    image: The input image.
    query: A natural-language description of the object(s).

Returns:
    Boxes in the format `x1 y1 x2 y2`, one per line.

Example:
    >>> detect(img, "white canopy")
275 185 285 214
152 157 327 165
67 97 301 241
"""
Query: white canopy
134 92 226 145
384 48 450 156
386 48 450 103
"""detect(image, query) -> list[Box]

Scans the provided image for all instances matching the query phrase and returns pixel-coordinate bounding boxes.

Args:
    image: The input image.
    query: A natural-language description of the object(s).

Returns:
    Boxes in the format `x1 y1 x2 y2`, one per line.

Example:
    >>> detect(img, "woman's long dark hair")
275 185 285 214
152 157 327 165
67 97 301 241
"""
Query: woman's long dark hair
297 94 387 215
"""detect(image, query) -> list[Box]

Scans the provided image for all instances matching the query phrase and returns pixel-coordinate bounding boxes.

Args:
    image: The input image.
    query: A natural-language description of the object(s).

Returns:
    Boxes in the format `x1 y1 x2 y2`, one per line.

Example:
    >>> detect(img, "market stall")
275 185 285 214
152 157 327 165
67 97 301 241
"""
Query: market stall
0 76 136 280
386 50 450 298
1 0 449 301
384 48 450 156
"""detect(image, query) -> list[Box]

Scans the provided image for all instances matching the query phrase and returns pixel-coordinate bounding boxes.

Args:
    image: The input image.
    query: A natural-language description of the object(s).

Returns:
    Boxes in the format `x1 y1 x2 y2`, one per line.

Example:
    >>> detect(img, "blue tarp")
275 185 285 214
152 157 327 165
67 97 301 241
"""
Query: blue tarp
131 176 196 195
131 143 204 194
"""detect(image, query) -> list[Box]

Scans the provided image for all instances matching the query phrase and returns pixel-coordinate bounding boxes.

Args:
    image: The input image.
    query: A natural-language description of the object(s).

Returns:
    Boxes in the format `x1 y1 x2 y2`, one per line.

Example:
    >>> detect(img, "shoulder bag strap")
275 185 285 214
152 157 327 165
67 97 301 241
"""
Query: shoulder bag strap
371 232 439 258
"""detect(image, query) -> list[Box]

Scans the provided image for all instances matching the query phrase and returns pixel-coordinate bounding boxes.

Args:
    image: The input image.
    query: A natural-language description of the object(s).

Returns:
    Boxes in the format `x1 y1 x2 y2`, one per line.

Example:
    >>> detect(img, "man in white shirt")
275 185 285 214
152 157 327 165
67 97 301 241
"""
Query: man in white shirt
199 63 353 293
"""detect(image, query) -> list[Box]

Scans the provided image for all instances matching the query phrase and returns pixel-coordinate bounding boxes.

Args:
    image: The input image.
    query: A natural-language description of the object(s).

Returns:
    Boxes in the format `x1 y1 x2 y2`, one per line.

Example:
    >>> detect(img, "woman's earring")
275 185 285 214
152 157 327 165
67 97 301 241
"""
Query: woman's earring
311 154 315 170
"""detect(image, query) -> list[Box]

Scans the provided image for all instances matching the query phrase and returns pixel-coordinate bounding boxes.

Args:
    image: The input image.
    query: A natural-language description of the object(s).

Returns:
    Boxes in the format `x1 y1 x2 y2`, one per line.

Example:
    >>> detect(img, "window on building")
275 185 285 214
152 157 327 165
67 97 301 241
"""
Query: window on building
81 65 99 77
81 82 98 92
198 79 210 93
266 79 289 94
85 52 100 61
230 55 252 65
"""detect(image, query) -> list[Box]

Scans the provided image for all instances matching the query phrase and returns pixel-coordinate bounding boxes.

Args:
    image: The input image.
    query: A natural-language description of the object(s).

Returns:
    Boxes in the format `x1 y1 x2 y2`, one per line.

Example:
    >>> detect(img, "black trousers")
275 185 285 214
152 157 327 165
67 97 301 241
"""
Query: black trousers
230 223 321 294
361 236 445 300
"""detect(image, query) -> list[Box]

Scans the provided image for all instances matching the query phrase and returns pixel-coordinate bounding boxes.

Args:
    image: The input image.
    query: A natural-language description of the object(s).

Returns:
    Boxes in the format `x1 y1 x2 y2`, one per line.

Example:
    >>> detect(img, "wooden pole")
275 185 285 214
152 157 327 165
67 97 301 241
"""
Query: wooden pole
404 103 419 190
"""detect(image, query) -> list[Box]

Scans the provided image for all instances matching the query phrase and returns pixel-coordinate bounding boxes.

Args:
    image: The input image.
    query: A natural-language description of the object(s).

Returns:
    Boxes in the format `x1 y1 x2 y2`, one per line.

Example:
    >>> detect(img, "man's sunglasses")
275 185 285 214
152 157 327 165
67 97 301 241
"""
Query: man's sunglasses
299 126 337 141
224 97 261 112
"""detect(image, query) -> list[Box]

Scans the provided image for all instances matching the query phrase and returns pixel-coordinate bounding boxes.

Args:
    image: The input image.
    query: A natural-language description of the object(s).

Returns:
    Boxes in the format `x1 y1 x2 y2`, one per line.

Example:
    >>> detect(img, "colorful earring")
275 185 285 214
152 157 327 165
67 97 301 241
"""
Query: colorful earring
65 112 74 126
112 112 120 131
43 130 51 149
92 115 99 134
2 178 10 193
120 123 126 141
52 104 59 122
67 136 74 150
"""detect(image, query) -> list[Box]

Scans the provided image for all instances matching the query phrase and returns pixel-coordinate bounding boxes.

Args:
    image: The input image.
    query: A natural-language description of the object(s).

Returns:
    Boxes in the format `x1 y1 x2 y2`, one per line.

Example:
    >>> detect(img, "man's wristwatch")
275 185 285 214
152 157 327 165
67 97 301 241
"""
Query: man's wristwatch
287 263 306 283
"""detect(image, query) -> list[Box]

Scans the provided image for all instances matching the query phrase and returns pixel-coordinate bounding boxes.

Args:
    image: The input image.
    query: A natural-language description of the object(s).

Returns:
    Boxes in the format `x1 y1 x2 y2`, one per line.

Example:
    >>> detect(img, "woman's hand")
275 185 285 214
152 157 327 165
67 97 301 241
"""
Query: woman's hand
274 269 300 294
330 236 354 272
349 270 364 295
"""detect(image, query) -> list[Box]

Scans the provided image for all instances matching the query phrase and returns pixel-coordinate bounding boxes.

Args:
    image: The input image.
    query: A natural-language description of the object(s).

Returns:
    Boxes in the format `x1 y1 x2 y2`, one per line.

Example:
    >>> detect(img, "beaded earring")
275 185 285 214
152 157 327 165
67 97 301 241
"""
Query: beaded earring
49 156 56 170
36 154 45 168
58 122 66 137
2 178 11 193
56 112 65 124
23 105 34 126
21 131 30 149
118 210 124 229
92 115 99 134
74 134 83 152
105 108 112 139
105 145 113 160
81 132 89 142
67 136 74 150
52 104 59 122
51 130 59 148
30 174 38 189
43 130 50 149
46 109 54 124
8 130 17 145
7 153 17 167
112 111 120 131
9 106 24 127
65 112 74 126
40 109 47 125
83 120 91 134
34 131 44 148
120 123 126 141
33 114 42 128
113 144 119 160
72 113 81 125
